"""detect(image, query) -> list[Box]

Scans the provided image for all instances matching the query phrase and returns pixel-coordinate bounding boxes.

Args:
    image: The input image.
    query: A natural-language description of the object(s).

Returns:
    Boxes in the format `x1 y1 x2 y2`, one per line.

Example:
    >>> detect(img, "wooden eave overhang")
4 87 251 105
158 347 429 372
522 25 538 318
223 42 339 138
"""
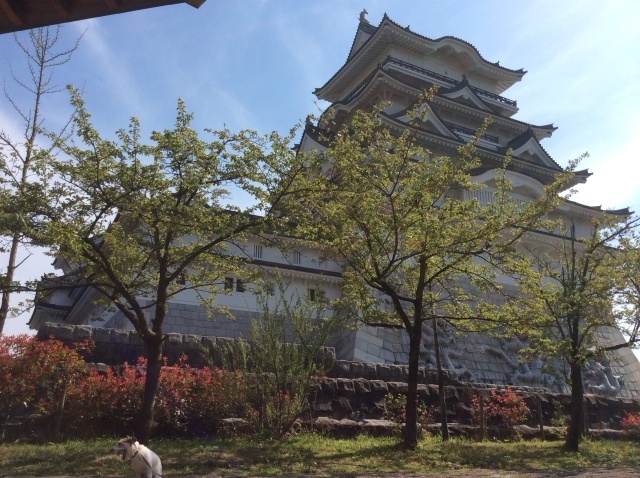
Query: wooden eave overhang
0 0 205 34
507 129 563 170
377 112 588 189
439 79 493 113
302 110 586 190
315 14 525 103
329 66 556 141
248 258 343 284
562 200 631 218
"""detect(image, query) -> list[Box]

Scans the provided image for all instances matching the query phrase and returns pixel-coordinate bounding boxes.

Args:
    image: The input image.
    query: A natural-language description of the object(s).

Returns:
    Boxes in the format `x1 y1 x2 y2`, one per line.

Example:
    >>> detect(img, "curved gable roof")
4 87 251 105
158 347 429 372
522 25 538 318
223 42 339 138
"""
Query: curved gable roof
315 14 526 102
439 77 493 112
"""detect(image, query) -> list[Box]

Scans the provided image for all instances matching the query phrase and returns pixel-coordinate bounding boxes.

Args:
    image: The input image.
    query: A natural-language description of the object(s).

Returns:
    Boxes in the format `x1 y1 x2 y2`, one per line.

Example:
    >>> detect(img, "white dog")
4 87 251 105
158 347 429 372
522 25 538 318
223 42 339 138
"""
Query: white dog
112 436 162 478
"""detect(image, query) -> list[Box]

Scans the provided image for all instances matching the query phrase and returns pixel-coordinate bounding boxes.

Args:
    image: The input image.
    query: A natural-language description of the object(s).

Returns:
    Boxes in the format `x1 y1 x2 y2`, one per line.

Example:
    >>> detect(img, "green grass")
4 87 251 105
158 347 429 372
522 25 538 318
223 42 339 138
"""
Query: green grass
2 434 640 476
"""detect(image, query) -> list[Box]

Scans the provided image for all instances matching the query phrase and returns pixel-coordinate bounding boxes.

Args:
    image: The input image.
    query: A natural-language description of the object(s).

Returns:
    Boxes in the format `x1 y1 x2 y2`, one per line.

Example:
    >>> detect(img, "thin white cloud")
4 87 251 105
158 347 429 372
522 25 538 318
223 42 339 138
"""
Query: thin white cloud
74 19 145 117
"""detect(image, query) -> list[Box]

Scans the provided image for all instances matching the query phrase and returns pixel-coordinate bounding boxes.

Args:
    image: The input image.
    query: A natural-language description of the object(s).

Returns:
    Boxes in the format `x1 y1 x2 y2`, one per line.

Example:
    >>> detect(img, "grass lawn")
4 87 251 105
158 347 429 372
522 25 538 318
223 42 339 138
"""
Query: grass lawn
2 434 640 476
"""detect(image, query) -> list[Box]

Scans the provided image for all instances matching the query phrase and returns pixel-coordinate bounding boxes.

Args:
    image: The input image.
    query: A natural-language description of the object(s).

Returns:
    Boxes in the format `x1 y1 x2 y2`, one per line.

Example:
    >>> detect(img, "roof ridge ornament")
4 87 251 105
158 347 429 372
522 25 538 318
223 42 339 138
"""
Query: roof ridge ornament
359 9 369 24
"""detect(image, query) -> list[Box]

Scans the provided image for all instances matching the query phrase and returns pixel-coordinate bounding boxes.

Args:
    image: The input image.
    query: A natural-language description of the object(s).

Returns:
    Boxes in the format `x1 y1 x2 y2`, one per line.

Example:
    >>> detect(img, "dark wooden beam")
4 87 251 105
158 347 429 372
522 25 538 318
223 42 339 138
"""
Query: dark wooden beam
51 0 74 18
0 0 23 27
0 0 207 34
104 0 121 9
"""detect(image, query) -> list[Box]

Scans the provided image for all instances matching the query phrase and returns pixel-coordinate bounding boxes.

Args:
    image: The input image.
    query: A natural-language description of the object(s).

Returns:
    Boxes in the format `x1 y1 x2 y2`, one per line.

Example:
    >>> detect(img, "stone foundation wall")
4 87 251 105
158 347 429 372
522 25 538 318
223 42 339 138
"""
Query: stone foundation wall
37 323 640 429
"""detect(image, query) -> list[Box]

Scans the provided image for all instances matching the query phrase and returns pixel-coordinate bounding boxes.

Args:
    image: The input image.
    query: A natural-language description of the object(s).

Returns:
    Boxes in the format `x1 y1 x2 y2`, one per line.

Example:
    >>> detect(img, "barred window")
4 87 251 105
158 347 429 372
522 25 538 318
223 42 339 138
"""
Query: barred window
265 282 275 296
254 244 263 259
236 279 245 293
292 251 301 265
224 277 234 291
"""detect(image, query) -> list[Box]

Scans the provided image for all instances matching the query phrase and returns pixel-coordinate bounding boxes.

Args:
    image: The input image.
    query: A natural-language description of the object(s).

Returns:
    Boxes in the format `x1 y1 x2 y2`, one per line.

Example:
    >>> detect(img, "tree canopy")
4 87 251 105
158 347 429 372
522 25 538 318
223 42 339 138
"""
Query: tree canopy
42 90 310 443
297 98 572 446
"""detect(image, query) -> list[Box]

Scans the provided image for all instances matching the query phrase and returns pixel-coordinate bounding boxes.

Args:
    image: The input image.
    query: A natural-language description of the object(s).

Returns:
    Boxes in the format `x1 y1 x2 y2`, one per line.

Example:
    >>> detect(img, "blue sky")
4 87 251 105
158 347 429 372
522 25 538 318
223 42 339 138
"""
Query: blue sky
1 0 640 335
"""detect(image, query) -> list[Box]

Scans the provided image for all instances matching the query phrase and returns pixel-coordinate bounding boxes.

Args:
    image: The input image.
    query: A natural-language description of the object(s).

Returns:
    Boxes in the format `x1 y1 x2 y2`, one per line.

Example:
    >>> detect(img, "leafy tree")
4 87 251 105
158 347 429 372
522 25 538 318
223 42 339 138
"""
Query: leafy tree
221 276 341 438
42 91 309 444
510 215 640 452
0 26 82 334
300 98 569 447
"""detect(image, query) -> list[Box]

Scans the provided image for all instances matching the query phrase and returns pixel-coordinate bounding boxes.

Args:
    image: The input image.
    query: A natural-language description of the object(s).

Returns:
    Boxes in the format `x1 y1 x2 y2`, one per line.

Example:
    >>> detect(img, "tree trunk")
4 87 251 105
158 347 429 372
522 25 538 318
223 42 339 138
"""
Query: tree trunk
563 360 584 452
538 396 545 441
403 325 421 449
136 335 163 445
433 317 449 441
52 381 68 441
0 233 20 335
479 393 486 442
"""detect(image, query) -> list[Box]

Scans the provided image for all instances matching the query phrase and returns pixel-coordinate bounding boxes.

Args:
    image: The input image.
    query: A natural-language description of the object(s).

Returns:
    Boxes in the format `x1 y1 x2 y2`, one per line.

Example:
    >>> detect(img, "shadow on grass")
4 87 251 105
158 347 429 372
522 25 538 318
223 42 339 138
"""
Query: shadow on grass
2 435 640 476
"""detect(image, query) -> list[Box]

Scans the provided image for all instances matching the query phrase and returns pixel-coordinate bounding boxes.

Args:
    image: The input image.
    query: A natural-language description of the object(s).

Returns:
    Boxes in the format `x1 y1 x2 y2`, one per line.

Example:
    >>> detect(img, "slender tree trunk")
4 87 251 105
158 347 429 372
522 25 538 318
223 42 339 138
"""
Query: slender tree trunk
479 393 486 442
563 360 584 452
137 334 163 445
52 381 68 441
433 317 449 441
0 234 19 335
538 396 545 441
403 324 421 449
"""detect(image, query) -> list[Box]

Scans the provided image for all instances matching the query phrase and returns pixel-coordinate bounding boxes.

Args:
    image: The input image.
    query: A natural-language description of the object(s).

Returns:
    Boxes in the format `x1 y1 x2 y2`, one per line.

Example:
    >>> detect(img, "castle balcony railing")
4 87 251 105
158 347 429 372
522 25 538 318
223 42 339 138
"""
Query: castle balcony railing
442 121 500 150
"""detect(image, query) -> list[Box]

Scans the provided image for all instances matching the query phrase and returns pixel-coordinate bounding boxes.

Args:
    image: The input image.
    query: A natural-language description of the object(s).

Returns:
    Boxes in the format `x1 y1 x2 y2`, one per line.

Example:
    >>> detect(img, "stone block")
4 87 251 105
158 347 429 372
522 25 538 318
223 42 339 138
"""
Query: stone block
46 323 75 340
379 348 394 363
369 380 388 393
322 378 338 394
349 361 366 377
111 329 130 344
331 361 350 378
366 342 380 357
376 364 391 380
337 378 355 393
353 379 371 393
73 325 93 339
388 381 408 394
164 333 183 345
93 327 112 344
312 396 333 413
364 362 378 379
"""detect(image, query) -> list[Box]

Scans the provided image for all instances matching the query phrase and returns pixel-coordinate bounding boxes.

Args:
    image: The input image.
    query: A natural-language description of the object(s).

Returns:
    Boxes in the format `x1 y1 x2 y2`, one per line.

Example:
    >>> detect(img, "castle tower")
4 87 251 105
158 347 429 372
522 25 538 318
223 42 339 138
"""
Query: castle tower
298 13 640 398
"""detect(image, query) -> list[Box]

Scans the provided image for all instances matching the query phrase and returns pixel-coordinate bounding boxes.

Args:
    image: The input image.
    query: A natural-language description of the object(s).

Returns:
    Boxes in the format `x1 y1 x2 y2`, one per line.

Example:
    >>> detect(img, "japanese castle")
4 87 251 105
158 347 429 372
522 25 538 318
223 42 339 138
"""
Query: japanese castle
30 13 640 399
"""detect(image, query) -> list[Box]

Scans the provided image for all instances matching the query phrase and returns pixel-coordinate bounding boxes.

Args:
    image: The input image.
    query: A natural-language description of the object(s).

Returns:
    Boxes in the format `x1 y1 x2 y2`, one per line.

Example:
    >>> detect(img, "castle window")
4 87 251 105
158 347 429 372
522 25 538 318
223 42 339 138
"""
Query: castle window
224 277 234 291
236 279 245 293
265 282 275 296
292 251 301 265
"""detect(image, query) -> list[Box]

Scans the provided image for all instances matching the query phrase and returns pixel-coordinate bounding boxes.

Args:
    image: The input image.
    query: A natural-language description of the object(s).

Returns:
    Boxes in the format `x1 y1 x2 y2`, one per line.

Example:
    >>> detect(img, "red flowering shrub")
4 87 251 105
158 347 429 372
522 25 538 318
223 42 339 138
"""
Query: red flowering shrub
0 335 90 440
2 336 251 440
65 359 145 437
67 355 248 437
621 412 640 432
472 387 529 430
187 365 247 435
